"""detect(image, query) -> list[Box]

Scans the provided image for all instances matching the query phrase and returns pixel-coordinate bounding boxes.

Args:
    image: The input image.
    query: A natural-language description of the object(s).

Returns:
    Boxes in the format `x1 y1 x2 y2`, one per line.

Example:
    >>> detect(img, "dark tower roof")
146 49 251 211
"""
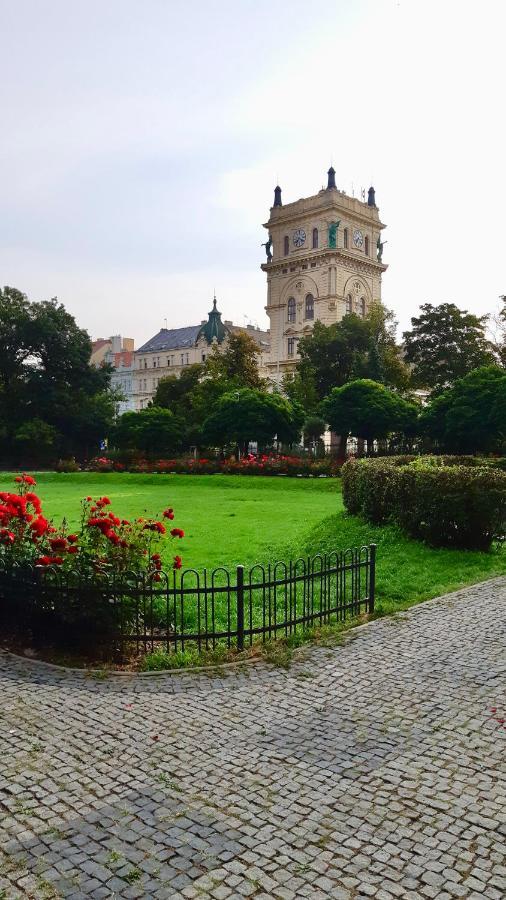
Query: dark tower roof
196 295 229 345
367 186 376 207
327 166 336 190
273 185 282 207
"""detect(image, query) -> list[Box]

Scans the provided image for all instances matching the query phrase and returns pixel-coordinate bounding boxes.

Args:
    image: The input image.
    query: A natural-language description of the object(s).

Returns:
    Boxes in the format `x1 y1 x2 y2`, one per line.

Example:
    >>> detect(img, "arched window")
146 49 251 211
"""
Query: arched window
343 228 348 249
346 294 352 314
365 236 369 256
287 297 296 323
305 294 314 320
312 228 318 249
284 235 289 256
360 297 366 318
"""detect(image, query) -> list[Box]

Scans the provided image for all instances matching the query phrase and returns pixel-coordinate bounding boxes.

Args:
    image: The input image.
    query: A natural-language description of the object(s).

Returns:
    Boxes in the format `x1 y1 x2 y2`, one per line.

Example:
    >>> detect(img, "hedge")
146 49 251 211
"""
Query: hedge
342 457 506 550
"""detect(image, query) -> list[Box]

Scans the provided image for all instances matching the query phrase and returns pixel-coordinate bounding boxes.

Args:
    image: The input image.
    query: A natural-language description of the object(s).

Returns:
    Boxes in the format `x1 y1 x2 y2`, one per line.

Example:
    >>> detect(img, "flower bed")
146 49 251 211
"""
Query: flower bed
0 474 184 653
86 454 343 477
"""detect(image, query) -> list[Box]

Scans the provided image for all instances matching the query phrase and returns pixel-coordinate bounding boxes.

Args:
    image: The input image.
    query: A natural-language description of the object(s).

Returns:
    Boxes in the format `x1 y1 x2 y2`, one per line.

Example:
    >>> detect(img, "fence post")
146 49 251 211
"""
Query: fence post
369 544 376 614
236 565 245 651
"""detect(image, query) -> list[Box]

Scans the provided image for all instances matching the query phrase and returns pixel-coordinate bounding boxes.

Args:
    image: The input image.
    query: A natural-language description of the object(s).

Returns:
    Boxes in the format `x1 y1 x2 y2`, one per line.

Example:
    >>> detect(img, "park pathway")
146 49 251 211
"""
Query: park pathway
0 578 505 899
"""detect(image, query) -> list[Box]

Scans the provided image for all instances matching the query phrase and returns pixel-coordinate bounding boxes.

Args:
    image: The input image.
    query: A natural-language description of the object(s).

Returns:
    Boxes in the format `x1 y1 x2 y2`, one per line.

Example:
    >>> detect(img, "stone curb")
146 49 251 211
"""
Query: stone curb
2 573 505 678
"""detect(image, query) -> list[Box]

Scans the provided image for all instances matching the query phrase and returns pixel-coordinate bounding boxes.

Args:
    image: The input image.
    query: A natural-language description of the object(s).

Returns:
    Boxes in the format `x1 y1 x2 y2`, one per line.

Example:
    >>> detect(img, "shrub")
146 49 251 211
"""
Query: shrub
342 457 506 550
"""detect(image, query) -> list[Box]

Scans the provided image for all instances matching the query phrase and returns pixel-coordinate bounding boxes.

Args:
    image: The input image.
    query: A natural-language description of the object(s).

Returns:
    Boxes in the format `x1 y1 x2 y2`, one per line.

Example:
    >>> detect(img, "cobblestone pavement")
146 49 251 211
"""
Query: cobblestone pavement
1 578 505 900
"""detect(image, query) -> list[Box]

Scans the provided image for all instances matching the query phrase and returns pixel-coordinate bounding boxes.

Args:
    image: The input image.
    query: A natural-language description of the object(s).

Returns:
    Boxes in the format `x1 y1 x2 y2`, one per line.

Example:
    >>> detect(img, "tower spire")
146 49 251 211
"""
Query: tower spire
327 166 336 190
273 185 282 207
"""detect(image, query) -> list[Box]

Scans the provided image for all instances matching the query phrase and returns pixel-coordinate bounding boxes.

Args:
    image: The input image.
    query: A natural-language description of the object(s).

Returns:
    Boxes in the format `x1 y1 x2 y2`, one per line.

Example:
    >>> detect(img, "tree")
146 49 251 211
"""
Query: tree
296 317 371 402
359 302 410 389
204 331 265 388
110 407 184 456
421 365 506 454
202 388 303 455
0 286 118 463
403 303 495 394
322 380 418 452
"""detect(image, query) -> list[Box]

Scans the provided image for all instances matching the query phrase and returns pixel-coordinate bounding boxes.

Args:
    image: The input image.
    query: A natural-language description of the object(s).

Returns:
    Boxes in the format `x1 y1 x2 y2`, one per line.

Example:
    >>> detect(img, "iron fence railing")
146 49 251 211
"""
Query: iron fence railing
0 545 376 660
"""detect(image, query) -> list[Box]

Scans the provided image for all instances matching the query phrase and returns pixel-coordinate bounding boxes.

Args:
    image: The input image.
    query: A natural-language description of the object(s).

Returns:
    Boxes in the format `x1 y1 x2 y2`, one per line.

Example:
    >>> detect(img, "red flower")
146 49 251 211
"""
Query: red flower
50 556 64 565
35 556 52 566
86 496 93 502
49 537 68 551
67 534 78 544
67 546 78 554
151 572 161 582
163 508 175 520
100 497 111 506
14 476 23 483
108 532 120 545
173 555 182 570
0 530 15 545
30 516 49 538
170 528 185 539
22 475 37 486
151 553 161 561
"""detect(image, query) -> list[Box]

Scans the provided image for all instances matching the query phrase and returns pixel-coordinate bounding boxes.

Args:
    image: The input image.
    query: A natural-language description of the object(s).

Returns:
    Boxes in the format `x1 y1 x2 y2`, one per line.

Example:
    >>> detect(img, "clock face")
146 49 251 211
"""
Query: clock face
353 228 364 248
293 228 306 248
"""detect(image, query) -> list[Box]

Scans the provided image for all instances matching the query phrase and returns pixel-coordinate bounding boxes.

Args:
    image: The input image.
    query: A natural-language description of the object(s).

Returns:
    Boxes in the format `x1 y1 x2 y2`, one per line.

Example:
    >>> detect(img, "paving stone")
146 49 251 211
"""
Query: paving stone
0 577 505 898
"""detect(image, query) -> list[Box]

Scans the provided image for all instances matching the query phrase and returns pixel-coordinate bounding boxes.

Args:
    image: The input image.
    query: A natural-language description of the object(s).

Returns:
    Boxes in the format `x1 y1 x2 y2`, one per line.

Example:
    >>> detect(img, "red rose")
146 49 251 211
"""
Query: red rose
50 556 64 565
163 508 175 520
23 475 36 486
67 534 78 543
14 476 23 483
170 528 184 539
151 572 161 582
86 496 93 502
173 555 182 570
67 546 78 554
50 537 67 551
35 555 52 566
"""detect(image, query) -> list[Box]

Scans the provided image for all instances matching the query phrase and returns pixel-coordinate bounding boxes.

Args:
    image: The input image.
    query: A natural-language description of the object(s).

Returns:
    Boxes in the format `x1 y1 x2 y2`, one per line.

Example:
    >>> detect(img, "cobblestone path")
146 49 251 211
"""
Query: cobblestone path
1 578 505 899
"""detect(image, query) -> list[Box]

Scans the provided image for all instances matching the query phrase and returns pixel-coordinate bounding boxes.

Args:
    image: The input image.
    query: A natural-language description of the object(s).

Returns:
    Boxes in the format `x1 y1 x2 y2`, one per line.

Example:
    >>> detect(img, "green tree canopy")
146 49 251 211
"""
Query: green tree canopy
322 379 418 445
421 365 506 453
293 303 408 410
0 286 117 463
204 331 265 388
403 303 495 394
202 388 303 453
110 407 184 456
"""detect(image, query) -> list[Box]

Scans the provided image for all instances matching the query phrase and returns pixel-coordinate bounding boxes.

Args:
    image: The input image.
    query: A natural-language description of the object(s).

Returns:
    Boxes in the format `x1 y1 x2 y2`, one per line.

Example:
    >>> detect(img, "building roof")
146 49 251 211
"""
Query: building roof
196 297 229 345
137 325 201 353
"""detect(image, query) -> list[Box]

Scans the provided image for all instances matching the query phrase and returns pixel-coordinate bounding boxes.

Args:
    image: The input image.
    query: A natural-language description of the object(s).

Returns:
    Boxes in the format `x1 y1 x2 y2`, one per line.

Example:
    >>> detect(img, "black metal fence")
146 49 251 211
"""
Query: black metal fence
0 545 376 659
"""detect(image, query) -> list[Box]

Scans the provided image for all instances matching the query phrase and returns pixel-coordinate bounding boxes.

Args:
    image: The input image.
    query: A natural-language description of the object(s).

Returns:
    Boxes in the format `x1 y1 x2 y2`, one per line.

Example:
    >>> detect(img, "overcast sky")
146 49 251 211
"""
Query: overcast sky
1 0 505 346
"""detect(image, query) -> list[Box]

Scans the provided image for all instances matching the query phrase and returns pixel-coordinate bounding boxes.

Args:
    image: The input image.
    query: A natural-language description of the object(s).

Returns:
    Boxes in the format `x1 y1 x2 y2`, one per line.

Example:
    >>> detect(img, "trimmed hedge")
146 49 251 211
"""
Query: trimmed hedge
342 457 506 550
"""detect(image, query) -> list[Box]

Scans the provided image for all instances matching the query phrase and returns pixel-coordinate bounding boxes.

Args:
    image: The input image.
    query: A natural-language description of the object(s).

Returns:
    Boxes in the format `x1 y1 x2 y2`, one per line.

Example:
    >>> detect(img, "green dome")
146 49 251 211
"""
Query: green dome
197 296 229 345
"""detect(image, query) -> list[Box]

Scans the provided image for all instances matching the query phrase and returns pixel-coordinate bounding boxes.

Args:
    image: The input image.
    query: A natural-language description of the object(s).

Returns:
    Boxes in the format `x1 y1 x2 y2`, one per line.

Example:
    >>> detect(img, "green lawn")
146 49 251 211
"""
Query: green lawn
2 471 504 618
0 472 339 571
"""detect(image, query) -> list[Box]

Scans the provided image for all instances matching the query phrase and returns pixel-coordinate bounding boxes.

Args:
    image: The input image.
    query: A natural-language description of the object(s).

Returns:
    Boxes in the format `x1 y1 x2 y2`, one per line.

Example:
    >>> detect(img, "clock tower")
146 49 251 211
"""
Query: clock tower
261 168 387 385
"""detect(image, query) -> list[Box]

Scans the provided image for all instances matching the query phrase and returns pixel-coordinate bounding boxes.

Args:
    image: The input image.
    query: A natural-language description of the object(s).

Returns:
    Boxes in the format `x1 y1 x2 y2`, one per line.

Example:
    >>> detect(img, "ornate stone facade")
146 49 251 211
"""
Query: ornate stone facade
134 298 270 409
262 169 387 385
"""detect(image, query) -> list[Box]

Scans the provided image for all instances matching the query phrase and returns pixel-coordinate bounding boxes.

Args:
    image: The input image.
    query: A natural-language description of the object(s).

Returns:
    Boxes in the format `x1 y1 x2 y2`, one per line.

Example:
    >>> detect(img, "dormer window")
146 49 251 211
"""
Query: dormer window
312 228 318 249
287 297 296 323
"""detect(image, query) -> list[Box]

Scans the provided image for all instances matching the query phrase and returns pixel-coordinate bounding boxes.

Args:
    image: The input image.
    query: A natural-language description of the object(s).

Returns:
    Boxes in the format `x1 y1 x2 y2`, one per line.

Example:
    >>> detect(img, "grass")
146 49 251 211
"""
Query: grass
2 470 504 664
0 471 339 570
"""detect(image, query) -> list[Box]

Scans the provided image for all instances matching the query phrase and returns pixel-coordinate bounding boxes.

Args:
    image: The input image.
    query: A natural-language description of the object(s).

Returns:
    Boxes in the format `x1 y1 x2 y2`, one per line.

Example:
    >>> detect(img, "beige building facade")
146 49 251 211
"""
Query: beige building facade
262 169 387 385
134 298 270 409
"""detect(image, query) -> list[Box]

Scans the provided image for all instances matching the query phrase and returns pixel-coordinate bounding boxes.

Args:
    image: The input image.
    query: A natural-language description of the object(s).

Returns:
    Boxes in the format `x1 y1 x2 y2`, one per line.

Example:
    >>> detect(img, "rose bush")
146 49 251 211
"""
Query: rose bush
86 453 342 477
0 473 184 578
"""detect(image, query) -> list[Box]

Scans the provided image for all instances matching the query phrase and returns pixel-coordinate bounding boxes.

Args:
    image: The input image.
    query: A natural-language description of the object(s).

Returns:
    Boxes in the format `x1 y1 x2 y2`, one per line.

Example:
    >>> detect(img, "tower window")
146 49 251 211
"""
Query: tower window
287 297 296 323
346 294 352 314
343 228 348 249
305 294 314 320
287 337 295 357
312 228 318 249
284 235 289 256
365 236 369 256
360 297 366 318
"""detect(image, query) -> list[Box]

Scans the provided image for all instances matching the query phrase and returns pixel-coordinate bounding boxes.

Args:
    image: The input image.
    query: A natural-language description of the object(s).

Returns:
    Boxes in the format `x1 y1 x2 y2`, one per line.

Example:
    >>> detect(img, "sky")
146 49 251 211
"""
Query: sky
1 0 505 347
